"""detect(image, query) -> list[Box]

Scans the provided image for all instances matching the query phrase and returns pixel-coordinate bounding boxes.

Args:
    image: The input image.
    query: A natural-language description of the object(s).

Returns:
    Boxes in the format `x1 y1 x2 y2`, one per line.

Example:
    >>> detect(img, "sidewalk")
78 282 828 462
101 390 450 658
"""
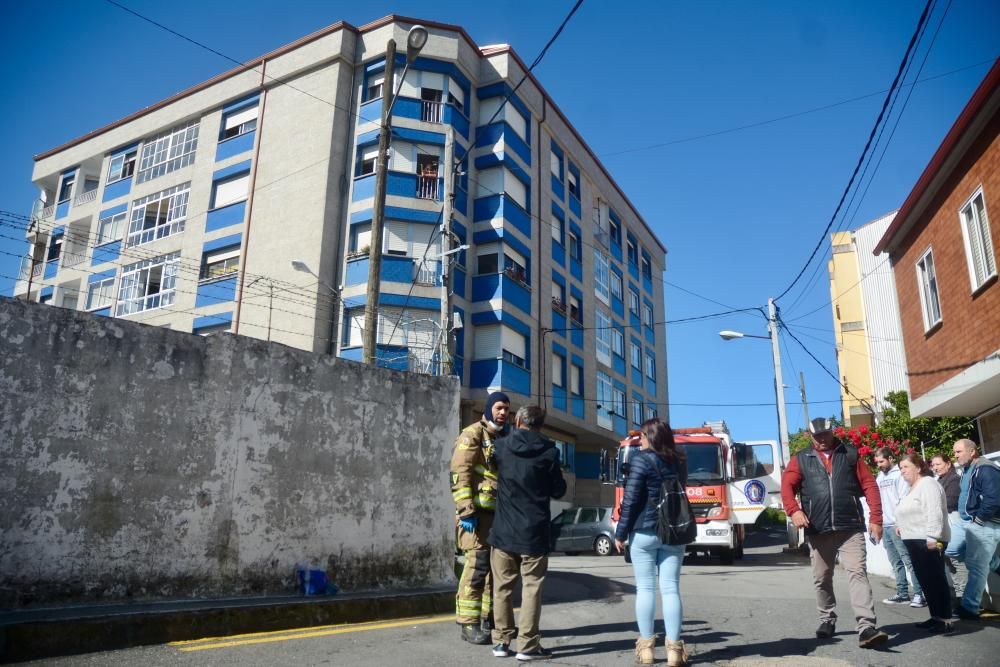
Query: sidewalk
0 586 452 664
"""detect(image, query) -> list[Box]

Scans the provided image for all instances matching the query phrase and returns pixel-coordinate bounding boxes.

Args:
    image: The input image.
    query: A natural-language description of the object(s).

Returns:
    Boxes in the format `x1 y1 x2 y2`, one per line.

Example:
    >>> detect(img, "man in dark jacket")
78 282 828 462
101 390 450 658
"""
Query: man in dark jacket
952 438 1000 619
781 418 888 648
488 405 566 661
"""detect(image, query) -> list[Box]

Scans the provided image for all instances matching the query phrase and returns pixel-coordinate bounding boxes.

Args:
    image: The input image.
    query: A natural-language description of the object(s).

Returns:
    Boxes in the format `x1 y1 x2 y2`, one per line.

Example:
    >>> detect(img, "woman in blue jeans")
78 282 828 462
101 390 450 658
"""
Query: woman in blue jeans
614 419 688 666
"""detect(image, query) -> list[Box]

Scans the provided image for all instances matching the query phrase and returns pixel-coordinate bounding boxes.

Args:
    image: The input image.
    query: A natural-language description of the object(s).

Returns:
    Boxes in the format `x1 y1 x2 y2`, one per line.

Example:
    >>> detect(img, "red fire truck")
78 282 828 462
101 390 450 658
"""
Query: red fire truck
610 421 783 564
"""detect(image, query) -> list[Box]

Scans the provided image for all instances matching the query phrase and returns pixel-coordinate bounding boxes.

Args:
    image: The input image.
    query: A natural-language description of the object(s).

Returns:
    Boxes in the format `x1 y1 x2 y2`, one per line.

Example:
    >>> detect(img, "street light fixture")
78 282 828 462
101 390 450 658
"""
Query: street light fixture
364 25 429 366
291 259 340 354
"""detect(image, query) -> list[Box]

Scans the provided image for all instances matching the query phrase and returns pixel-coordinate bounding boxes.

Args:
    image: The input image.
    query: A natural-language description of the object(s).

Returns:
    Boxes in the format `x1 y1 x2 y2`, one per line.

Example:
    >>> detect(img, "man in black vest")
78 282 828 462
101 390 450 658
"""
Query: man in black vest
781 417 889 648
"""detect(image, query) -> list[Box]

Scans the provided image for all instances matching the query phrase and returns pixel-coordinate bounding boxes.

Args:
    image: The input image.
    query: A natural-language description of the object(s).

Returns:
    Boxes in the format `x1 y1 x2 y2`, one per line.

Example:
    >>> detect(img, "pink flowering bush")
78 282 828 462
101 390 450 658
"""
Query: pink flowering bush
833 425 911 471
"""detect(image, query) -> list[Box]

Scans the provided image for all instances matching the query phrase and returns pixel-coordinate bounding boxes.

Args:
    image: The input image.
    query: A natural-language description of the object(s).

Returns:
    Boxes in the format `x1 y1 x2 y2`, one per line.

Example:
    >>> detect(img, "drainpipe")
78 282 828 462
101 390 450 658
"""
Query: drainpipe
232 59 268 336
536 99 547 406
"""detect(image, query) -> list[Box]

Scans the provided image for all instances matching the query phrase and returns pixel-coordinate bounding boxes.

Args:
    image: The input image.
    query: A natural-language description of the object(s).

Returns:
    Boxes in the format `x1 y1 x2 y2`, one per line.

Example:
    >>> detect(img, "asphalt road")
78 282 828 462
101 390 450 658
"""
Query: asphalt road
18 528 999 666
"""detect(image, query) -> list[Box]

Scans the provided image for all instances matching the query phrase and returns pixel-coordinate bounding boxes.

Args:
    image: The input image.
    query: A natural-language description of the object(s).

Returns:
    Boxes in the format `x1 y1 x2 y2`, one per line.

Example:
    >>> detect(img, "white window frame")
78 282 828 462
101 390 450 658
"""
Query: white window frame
611 271 623 301
629 288 640 315
595 309 611 366
631 400 643 426
116 252 180 316
220 105 258 141
596 371 613 429
551 216 563 245
550 150 562 180
201 246 241 280
959 187 996 292
568 229 581 260
611 327 624 358
567 169 579 199
57 172 75 203
612 387 626 417
645 405 657 422
570 363 582 396
359 144 379 176
126 183 190 247
211 172 249 209
569 293 582 324
85 277 115 311
136 120 199 184
631 341 642 370
645 354 656 380
366 74 384 102
97 211 126 245
915 247 943 331
107 149 137 184
552 352 565 387
643 303 654 328
594 249 610 304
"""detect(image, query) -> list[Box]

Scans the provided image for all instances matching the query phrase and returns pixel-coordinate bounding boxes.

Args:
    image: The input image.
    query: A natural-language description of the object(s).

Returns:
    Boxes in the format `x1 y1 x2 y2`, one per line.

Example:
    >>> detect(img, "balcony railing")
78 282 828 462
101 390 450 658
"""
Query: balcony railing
73 189 98 206
504 266 530 288
416 175 439 200
38 204 55 219
414 260 440 286
551 297 567 315
60 250 86 269
32 262 43 278
421 100 442 123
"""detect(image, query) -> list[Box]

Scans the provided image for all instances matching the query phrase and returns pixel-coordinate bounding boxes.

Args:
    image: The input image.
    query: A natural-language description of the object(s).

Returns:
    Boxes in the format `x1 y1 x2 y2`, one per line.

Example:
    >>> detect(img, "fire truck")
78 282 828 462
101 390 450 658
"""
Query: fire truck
610 421 783 564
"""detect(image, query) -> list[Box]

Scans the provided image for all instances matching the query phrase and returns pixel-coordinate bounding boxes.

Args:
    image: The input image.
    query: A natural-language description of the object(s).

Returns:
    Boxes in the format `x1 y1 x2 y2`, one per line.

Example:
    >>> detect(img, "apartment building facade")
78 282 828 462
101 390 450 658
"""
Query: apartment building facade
875 59 1000 456
12 15 669 507
827 212 909 427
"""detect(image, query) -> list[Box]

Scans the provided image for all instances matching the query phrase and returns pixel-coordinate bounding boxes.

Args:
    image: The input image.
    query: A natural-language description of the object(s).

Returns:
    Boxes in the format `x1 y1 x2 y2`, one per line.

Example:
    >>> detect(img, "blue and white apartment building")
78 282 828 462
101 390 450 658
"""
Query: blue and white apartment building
13 15 668 507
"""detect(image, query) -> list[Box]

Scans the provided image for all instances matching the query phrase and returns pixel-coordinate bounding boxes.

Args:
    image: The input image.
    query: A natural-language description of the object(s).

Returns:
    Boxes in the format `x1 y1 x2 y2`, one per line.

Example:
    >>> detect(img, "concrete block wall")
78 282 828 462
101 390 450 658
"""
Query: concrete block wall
0 297 459 608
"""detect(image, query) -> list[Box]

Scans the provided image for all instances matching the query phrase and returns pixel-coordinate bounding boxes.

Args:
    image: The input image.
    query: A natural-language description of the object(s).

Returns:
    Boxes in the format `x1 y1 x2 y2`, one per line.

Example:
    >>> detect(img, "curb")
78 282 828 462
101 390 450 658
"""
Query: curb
0 587 453 664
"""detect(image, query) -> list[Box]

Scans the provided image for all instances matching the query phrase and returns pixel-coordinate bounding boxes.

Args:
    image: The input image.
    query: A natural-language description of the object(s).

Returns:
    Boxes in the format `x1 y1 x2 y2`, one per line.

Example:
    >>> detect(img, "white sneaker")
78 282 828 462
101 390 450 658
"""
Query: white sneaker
910 593 927 608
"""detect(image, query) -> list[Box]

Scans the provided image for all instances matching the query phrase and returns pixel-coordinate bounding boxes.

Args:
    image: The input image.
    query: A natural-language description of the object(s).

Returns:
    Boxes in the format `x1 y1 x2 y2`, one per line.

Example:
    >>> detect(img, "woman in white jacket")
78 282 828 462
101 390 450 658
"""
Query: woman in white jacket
895 453 953 633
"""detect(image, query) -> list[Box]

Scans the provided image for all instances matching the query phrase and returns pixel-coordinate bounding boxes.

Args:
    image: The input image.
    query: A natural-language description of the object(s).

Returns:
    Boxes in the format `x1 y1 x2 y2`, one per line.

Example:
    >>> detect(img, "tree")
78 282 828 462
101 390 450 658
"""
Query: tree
876 390 978 462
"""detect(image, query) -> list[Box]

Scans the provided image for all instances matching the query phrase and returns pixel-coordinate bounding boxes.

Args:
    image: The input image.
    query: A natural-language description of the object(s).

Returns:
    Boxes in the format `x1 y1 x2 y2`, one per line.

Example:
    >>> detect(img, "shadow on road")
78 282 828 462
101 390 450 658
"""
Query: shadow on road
541 569 636 606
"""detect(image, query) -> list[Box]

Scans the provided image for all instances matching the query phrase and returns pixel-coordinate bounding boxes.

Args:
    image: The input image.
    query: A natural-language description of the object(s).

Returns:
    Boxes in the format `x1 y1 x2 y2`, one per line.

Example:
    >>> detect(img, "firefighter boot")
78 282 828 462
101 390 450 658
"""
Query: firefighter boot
634 637 655 665
461 623 490 645
666 639 689 667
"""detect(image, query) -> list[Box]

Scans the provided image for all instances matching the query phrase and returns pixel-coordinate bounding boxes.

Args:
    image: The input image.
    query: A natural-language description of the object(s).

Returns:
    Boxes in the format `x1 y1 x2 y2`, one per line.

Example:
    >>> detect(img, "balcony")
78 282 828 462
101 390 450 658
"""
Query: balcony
416 174 439 200
413 260 441 286
73 189 98 206
504 266 529 289
421 100 442 124
551 297 567 315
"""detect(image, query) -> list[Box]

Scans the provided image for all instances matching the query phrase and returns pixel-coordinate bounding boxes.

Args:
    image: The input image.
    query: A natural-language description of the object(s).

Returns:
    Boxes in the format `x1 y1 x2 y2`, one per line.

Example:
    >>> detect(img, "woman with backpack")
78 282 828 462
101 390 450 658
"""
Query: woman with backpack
614 418 690 666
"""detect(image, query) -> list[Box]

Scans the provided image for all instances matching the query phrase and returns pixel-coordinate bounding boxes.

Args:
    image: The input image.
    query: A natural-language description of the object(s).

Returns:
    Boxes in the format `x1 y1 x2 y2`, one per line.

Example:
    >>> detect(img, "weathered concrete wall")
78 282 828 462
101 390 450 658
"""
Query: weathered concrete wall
0 297 459 608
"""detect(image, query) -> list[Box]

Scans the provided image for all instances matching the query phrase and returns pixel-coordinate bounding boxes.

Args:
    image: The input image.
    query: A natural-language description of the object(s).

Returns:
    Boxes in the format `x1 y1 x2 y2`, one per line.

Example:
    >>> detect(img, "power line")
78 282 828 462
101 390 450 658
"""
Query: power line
773 0 935 303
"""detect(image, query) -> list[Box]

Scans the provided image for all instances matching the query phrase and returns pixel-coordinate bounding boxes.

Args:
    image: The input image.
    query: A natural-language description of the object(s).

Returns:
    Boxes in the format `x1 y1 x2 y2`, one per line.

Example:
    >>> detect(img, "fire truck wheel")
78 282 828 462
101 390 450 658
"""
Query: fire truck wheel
594 535 613 556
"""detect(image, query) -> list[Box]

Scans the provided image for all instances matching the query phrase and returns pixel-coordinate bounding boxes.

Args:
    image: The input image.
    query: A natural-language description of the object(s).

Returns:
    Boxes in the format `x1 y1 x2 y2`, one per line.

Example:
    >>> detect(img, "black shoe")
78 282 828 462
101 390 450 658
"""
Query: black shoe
492 643 512 657
858 627 888 649
915 618 937 629
926 620 955 634
462 623 491 645
482 614 495 632
815 621 835 639
955 606 981 620
516 646 553 661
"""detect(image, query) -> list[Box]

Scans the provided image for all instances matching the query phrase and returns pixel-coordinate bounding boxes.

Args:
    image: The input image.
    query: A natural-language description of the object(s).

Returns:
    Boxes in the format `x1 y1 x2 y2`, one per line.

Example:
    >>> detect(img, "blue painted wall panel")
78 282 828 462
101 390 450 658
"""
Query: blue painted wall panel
551 175 564 200
502 274 531 315
193 311 233 330
345 258 368 286
552 386 567 412
454 187 468 216
203 233 243 253
632 366 644 387
613 414 628 437
205 201 246 232
551 310 566 338
645 327 655 345
646 380 656 397
352 175 376 201
55 202 69 220
569 196 581 218
471 274 500 302
88 269 116 284
470 359 501 389
40 286 53 299
453 267 466 299
629 261 640 281
385 205 442 224
215 131 255 161
612 296 624 319
91 241 121 267
572 396 585 419
570 257 582 281
340 347 363 362
212 159 252 181
102 178 131 203
43 261 58 280
571 323 583 348
610 239 623 263
196 276 238 308
92 307 112 317
614 355 626 377
99 203 128 219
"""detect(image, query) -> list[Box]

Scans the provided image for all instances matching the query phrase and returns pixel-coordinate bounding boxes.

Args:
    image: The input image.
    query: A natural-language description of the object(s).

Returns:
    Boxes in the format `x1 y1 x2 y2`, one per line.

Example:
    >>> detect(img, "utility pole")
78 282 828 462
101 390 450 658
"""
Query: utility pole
266 281 274 343
768 297 790 464
800 371 810 428
363 39 396 366
439 129 454 375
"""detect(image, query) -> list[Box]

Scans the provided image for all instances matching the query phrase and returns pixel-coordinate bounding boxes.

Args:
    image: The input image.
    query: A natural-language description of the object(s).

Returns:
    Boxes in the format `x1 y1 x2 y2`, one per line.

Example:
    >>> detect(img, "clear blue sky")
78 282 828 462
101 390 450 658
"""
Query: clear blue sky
1 1 997 444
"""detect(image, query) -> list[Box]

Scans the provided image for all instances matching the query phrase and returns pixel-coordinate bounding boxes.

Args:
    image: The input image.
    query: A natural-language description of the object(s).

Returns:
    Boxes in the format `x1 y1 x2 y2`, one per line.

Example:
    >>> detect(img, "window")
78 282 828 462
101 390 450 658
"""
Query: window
201 245 240 280
447 78 465 112
39 293 53 305
645 405 657 421
478 251 499 275
220 105 258 141
569 294 582 323
366 74 384 102
960 189 996 291
570 363 582 396
629 287 640 315
552 353 565 387
550 149 562 180
136 120 199 184
476 166 526 210
46 234 63 262
627 236 638 266
116 252 180 316
641 254 652 280
596 371 613 429
645 354 656 380
86 277 115 310
611 271 623 301
126 183 190 247
107 150 137 183
97 212 126 245
569 229 582 260
916 248 942 330
195 323 231 336
631 341 642 370
612 327 624 358
609 215 621 246
343 309 364 347
551 216 563 245
595 309 611 366
211 171 249 209
594 249 610 304
502 246 529 285
358 144 379 176
643 303 654 328
386 221 438 259
568 168 579 199
350 223 371 254
57 172 75 203
631 400 643 426
551 280 565 304
501 326 528 369
612 387 626 417
555 441 576 471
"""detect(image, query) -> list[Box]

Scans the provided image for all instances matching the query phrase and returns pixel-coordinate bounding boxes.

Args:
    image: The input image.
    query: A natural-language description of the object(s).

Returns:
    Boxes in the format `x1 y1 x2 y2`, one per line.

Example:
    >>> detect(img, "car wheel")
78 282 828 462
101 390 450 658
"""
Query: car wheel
594 535 613 556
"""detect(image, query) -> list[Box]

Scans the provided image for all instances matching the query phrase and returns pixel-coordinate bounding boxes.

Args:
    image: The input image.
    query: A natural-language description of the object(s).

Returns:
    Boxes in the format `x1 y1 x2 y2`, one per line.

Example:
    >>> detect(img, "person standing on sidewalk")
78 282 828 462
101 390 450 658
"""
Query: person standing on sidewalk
952 438 1000 620
894 454 953 633
931 452 965 602
487 405 566 661
874 448 925 608
781 417 889 649
614 418 690 667
450 392 510 645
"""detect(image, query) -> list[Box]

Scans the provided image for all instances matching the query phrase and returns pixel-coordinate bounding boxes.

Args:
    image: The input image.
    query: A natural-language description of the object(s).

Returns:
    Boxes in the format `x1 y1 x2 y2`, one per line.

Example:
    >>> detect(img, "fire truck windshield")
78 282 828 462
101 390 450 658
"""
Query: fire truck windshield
678 443 724 485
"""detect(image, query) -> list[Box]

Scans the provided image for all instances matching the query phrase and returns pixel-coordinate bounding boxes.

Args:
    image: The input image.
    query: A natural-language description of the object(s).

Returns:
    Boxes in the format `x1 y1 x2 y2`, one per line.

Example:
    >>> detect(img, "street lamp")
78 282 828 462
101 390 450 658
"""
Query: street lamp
291 259 340 353
364 25 428 366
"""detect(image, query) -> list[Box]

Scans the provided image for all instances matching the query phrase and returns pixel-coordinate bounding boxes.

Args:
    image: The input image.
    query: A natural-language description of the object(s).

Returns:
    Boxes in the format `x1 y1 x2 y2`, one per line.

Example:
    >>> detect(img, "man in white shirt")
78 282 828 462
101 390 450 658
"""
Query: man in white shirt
874 448 925 607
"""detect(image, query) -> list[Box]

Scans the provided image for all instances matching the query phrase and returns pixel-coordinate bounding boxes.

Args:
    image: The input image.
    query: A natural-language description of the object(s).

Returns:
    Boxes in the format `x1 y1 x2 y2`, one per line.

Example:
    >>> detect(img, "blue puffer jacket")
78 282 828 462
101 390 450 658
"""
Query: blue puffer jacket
614 449 687 542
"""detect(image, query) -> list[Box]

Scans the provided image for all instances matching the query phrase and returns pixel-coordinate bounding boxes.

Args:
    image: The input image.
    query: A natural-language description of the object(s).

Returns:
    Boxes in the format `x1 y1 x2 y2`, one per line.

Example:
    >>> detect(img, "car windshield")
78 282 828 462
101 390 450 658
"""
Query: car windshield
678 443 724 484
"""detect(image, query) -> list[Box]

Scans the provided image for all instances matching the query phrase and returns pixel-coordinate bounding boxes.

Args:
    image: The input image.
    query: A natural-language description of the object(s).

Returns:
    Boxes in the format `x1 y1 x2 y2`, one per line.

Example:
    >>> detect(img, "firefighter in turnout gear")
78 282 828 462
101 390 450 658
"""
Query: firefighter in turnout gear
451 391 510 645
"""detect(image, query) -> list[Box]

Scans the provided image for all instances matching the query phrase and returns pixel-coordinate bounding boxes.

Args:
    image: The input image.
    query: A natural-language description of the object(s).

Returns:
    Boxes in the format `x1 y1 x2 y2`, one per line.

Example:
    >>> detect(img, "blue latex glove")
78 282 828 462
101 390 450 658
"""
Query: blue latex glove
459 516 478 532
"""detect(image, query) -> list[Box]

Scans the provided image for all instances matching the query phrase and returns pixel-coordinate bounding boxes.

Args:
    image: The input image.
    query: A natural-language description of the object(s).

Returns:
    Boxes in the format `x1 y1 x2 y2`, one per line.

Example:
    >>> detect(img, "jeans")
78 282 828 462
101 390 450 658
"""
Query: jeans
903 540 951 620
883 525 922 597
943 512 968 597
961 520 1000 613
629 529 685 641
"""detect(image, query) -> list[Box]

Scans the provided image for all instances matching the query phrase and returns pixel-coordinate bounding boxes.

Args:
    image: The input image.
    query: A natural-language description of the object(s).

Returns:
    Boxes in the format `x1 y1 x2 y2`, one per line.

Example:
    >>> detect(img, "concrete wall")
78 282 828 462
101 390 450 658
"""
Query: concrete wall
0 297 459 608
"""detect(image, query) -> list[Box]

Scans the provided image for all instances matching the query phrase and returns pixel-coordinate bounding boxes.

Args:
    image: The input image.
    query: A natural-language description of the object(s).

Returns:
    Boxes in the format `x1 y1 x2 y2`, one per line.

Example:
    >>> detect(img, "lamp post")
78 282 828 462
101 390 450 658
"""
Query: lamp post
292 259 341 353
363 25 429 366
720 297 798 549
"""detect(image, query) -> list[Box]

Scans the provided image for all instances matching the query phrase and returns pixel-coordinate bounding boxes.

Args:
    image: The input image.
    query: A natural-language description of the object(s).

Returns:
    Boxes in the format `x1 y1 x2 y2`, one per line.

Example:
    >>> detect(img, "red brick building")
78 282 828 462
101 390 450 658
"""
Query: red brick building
875 59 1000 456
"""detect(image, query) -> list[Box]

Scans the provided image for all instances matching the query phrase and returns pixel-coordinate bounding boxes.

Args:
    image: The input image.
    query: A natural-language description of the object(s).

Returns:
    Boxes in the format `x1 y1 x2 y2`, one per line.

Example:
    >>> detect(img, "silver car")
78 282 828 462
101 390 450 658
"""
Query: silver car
550 506 615 556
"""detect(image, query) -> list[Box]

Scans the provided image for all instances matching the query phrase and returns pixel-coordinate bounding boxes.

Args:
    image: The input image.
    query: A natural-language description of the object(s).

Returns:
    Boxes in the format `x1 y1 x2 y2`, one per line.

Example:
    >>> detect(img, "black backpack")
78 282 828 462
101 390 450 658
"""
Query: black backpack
655 464 697 545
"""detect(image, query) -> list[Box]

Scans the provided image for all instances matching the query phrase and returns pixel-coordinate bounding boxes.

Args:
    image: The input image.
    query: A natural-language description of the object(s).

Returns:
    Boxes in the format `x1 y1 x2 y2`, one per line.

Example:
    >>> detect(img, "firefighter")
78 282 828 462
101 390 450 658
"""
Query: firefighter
451 391 510 644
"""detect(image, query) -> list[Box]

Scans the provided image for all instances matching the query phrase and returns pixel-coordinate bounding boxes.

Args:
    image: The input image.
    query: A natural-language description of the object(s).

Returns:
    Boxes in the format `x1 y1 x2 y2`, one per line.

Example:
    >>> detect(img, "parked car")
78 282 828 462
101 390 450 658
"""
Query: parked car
551 506 615 556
